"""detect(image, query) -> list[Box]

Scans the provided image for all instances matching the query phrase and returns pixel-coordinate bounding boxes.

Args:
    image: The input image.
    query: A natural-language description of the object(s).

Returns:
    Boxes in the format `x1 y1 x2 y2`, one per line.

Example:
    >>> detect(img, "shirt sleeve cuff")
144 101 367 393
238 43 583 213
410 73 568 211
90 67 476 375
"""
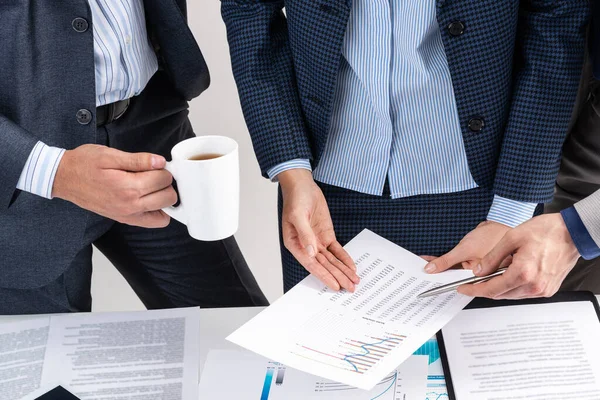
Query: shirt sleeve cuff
267 159 312 181
561 207 600 260
486 195 538 228
16 141 66 200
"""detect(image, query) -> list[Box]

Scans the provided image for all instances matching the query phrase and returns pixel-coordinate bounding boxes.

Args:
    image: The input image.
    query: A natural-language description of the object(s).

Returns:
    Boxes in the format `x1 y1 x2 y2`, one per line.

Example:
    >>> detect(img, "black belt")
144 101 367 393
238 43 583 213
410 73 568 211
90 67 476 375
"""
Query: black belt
96 98 131 127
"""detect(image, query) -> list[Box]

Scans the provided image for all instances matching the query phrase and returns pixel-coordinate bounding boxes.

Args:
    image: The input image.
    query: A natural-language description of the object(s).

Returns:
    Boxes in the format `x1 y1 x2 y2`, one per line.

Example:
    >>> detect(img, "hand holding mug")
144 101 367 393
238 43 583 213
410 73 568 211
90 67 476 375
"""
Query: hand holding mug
53 144 176 228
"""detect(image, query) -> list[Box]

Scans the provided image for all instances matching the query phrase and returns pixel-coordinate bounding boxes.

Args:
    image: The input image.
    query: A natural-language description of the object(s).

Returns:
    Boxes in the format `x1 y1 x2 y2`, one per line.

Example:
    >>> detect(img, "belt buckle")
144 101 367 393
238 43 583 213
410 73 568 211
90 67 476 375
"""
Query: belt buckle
114 98 131 121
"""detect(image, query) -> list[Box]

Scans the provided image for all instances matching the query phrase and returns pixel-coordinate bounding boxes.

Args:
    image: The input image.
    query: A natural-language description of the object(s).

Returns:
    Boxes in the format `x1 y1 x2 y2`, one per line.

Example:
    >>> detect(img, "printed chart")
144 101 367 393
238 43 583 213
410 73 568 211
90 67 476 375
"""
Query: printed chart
198 350 428 400
292 329 406 374
413 339 448 400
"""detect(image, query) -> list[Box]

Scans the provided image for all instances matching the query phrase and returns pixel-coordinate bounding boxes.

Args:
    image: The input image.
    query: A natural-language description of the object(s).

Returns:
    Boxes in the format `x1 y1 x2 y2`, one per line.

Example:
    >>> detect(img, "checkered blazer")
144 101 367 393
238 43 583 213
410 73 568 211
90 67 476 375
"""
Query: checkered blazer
222 0 589 203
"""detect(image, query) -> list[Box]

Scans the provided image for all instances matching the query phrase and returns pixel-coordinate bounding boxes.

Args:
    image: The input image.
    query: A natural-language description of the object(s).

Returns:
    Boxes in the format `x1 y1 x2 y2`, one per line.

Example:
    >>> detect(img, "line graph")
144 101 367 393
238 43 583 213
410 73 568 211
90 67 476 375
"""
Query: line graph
258 359 403 399
293 332 406 374
342 335 404 372
314 371 398 400
425 392 449 400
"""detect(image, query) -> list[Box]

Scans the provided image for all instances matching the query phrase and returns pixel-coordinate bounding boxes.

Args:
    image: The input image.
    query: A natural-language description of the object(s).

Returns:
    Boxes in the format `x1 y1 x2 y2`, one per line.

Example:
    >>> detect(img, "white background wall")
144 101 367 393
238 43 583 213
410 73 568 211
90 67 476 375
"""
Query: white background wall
90 1 283 311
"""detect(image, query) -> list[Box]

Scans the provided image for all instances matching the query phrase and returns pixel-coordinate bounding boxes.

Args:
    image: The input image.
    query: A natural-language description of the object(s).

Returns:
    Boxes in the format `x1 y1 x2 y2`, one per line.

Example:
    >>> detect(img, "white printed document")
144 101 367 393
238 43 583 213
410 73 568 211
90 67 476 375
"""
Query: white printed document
441 302 600 400
0 308 200 400
227 229 474 390
198 350 428 399
413 338 450 400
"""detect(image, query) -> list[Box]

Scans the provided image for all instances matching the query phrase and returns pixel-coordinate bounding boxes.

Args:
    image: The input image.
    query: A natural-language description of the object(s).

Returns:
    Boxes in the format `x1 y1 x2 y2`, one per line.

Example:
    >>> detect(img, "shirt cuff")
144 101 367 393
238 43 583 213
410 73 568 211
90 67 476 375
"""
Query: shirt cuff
267 159 312 181
486 195 538 228
561 207 600 260
16 141 66 199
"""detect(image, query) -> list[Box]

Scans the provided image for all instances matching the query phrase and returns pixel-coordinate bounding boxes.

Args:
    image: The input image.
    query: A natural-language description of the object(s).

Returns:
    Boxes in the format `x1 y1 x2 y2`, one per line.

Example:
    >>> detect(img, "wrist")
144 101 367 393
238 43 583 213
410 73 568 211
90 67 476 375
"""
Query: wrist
278 168 314 190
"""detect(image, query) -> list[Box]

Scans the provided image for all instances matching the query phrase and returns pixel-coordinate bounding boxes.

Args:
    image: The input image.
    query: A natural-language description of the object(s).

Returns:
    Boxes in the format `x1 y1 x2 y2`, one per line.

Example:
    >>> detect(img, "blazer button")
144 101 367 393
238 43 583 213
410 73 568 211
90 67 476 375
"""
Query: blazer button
72 17 89 33
76 109 93 125
447 21 465 37
468 118 485 132
318 4 339 15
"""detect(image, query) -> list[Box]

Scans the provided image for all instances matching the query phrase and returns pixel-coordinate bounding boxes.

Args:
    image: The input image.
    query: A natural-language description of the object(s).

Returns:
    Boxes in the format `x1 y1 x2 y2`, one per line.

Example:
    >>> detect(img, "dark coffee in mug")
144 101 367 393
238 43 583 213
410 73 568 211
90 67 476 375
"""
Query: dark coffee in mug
188 153 223 161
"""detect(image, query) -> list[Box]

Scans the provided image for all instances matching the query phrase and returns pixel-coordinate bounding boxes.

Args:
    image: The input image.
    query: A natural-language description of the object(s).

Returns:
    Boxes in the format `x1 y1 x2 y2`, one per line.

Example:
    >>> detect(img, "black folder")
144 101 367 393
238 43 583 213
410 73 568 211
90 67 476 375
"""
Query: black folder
437 291 600 400
34 386 80 400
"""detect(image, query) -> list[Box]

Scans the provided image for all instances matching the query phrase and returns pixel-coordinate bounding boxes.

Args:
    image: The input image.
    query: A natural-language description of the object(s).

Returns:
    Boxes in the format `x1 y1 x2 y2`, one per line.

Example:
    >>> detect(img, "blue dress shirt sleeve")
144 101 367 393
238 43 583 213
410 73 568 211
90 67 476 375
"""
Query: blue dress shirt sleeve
561 206 600 260
16 141 66 199
267 159 313 181
487 195 538 228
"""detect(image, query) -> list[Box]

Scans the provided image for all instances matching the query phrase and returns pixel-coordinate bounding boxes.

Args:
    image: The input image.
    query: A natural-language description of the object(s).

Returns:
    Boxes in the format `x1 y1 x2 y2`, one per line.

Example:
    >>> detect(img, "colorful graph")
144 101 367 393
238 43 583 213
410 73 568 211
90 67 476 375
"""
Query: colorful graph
342 336 404 372
259 361 400 399
413 339 440 365
293 332 406 375
260 362 286 400
314 371 397 398
413 339 448 400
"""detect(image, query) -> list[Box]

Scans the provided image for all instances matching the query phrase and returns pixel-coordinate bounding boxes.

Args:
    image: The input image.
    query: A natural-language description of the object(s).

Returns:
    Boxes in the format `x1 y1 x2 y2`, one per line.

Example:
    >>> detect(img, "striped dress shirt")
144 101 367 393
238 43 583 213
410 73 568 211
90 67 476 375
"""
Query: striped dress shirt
268 0 537 228
16 0 157 199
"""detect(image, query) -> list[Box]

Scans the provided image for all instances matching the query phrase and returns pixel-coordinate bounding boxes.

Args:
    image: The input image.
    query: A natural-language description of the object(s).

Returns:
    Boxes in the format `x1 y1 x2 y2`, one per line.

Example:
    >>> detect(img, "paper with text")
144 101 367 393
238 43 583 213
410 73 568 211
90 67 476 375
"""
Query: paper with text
227 229 474 390
0 308 200 400
442 302 600 400
0 318 51 400
198 350 428 399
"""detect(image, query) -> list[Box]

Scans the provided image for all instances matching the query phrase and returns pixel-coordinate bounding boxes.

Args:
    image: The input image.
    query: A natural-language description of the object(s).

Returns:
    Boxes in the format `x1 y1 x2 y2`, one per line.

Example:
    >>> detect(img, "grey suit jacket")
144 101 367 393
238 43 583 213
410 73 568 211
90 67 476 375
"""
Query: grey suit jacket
550 59 600 252
0 0 209 288
575 190 600 247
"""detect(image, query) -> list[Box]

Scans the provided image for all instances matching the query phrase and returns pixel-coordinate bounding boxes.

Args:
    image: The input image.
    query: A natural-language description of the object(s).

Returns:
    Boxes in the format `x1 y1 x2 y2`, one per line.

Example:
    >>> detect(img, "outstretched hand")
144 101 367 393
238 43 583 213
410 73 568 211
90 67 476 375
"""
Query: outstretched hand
279 169 360 292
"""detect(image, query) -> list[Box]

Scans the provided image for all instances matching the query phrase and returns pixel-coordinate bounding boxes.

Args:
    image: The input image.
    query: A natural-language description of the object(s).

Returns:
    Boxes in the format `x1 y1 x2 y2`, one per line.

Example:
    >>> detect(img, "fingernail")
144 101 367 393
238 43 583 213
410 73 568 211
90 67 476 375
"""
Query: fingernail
306 245 316 258
424 263 437 273
475 264 483 275
151 156 165 169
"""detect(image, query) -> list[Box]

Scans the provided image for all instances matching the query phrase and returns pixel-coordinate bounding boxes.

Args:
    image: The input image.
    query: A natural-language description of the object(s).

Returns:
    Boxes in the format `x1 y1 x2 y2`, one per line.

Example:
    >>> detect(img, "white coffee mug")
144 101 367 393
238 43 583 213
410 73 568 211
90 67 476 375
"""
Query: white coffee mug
162 136 239 241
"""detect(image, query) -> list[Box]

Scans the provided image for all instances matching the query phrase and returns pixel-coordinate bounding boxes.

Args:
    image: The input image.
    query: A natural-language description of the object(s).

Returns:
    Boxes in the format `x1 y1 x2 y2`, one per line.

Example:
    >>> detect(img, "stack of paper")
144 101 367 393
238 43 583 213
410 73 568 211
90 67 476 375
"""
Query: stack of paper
0 308 200 400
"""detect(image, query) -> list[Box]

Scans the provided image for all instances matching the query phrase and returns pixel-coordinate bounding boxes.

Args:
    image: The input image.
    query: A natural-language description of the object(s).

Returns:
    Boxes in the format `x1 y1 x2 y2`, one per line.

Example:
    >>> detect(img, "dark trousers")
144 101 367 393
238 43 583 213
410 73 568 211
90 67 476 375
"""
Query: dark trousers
551 60 600 294
0 72 268 314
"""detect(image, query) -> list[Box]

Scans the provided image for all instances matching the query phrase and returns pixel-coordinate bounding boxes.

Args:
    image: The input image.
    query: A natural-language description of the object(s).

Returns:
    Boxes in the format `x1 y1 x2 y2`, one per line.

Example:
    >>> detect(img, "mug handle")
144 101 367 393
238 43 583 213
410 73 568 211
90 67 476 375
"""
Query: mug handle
162 161 188 225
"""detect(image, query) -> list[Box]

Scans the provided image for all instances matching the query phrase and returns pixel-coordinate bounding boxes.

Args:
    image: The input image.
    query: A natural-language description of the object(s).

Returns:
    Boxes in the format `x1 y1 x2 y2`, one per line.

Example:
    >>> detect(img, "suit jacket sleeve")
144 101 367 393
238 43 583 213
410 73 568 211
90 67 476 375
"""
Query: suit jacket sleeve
0 114 39 208
493 1 589 203
574 189 600 251
221 0 313 177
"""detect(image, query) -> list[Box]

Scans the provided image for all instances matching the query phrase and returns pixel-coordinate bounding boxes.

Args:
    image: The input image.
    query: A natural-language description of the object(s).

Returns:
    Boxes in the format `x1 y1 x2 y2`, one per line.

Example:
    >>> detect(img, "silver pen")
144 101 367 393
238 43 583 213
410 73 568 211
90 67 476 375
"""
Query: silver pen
417 267 508 299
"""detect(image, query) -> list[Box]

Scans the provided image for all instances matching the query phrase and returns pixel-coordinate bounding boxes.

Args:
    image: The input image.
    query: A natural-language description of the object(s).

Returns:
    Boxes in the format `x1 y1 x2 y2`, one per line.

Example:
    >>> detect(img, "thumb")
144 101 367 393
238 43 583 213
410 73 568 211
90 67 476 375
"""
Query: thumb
106 149 166 172
425 243 470 274
478 231 519 276
290 213 318 258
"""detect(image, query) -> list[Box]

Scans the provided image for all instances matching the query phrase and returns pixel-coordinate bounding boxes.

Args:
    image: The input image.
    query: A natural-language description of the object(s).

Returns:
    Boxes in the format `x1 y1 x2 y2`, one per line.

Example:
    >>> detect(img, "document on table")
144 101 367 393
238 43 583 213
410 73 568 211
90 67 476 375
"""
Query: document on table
227 229 474 390
198 350 428 399
442 302 600 400
0 308 200 400
413 338 449 400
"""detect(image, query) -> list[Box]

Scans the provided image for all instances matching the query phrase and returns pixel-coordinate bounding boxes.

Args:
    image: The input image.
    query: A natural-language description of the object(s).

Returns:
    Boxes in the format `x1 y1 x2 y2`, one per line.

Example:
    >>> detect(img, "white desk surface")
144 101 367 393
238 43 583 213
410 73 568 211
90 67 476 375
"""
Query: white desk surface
1 296 599 376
